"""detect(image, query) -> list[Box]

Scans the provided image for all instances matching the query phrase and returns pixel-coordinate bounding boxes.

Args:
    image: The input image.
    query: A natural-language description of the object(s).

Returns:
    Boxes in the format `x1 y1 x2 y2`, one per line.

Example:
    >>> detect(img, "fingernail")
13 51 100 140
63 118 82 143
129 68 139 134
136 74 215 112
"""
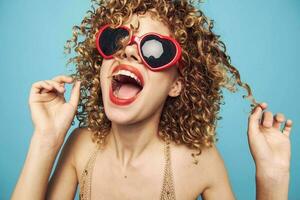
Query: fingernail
255 105 261 112
258 102 265 109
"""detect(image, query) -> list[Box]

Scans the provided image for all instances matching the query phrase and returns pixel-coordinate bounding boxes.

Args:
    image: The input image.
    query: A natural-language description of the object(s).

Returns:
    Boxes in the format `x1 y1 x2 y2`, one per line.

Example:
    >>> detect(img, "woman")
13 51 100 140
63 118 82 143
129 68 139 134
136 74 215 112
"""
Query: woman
12 0 293 199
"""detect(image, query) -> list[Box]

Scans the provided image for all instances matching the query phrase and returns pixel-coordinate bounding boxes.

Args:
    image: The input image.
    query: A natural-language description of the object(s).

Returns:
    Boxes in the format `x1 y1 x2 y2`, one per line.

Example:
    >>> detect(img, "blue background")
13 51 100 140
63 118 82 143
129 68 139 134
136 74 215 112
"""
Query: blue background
0 0 299 199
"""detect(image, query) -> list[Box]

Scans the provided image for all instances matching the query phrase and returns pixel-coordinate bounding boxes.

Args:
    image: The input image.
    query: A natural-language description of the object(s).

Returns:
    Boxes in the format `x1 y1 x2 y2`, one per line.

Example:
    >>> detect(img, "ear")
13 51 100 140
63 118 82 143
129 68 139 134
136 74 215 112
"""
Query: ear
168 77 183 97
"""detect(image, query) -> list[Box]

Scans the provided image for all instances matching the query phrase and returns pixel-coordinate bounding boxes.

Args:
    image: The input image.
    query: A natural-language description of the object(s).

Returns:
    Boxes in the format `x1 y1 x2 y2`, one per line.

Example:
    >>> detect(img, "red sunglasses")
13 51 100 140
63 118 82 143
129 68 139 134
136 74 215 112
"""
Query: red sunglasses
95 24 182 71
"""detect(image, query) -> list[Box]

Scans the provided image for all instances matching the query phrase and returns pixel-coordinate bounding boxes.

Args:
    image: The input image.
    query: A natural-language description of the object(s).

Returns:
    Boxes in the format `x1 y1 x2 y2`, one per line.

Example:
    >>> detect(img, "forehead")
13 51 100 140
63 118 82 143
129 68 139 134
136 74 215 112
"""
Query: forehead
123 12 171 37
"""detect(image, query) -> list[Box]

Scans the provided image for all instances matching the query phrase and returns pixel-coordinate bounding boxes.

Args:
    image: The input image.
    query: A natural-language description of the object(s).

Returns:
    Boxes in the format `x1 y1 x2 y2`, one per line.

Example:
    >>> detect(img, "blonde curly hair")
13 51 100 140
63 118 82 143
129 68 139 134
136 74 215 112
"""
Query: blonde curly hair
65 0 258 159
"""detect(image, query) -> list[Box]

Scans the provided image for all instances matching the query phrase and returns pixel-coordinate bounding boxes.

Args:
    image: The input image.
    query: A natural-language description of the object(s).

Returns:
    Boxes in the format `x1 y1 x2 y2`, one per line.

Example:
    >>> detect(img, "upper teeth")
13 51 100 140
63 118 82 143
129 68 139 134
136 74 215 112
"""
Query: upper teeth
113 70 142 86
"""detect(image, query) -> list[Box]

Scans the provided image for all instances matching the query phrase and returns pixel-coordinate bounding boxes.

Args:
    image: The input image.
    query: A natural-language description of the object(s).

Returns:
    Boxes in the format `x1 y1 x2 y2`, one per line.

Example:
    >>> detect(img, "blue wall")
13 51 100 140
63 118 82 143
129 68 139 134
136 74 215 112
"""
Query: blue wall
0 0 299 199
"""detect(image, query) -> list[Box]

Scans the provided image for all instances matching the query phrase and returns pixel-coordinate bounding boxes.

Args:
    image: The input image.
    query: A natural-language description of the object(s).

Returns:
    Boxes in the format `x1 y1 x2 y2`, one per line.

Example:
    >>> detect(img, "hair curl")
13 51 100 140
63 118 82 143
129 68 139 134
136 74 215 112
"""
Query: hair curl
65 0 258 160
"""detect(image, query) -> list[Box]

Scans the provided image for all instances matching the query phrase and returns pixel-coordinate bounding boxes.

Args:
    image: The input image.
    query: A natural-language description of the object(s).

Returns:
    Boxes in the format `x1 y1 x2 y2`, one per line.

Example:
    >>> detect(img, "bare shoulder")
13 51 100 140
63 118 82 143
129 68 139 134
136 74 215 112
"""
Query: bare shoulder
45 127 95 199
200 144 235 199
66 127 98 178
170 143 235 199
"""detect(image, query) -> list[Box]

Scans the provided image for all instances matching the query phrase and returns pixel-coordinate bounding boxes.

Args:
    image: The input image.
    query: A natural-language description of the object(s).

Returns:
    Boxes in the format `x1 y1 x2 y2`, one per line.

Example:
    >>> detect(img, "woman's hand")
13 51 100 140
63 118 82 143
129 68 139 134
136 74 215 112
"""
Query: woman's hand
28 75 81 148
247 102 293 174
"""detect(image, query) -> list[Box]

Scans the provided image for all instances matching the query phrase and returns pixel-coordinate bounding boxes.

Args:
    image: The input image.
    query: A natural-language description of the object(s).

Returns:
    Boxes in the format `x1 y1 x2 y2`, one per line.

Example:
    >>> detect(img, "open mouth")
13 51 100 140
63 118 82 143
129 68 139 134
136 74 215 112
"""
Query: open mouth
111 73 143 99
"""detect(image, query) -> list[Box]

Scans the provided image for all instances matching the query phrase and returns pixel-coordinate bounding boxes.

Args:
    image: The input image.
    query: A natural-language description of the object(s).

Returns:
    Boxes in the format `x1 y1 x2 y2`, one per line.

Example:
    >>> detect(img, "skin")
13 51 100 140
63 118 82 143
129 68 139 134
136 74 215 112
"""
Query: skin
11 12 293 200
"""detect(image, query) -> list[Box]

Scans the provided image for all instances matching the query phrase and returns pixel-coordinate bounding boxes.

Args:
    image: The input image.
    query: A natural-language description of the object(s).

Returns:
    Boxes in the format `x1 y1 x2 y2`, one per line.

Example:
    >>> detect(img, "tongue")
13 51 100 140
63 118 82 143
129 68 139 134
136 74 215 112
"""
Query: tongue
116 83 141 99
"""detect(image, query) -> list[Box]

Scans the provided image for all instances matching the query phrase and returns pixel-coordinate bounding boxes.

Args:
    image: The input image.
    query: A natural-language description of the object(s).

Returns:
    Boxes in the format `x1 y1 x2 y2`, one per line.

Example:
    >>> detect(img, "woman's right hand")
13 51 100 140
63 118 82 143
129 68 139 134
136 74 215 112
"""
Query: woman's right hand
28 75 81 149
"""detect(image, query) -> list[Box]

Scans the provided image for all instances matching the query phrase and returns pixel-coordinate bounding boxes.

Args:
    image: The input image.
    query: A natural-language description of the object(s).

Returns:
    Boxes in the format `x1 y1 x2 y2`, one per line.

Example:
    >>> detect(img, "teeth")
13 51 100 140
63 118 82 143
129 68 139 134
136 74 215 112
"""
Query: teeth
113 70 142 86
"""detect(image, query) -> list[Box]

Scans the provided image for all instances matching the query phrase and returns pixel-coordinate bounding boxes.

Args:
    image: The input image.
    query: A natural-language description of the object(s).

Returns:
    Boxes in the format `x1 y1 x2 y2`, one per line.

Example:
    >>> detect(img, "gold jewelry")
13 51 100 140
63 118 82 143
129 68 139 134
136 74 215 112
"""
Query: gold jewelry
160 139 176 200
79 145 100 200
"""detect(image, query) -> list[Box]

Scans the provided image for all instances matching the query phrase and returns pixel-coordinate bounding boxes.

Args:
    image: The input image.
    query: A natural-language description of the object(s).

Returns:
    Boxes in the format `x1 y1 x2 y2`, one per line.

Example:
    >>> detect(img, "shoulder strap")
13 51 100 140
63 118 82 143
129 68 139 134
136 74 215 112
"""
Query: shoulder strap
79 144 101 200
160 140 176 200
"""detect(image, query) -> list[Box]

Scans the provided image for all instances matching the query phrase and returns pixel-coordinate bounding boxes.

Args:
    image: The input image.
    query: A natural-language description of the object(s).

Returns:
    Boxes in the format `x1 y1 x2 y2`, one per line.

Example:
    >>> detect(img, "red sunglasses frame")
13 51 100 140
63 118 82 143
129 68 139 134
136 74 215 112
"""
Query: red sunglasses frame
95 24 182 72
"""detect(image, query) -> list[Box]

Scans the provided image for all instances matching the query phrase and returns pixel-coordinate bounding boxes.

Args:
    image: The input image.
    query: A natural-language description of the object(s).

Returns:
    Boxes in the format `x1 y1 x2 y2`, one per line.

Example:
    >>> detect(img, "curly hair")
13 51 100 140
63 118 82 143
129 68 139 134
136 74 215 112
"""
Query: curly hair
64 0 258 161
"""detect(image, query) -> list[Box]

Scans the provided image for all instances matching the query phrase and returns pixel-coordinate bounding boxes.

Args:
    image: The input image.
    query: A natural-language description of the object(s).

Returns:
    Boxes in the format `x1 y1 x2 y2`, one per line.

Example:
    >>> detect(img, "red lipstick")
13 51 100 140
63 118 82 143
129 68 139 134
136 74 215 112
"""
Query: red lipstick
109 64 144 106
112 64 144 86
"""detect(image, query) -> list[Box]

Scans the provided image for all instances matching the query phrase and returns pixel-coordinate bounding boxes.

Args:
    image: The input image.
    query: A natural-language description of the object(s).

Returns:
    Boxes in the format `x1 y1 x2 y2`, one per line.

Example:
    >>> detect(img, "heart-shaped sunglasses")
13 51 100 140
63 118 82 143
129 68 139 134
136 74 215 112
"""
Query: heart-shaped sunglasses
95 24 182 71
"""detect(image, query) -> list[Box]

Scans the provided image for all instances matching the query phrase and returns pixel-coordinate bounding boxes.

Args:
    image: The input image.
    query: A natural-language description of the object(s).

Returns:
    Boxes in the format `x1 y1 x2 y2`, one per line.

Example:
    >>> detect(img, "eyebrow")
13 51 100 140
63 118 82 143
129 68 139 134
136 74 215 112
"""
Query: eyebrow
129 20 140 33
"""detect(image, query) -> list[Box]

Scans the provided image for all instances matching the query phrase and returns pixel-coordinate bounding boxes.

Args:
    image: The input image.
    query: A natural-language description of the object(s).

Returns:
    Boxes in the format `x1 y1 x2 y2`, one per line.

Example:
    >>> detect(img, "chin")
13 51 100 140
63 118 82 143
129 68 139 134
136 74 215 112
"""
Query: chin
103 105 141 125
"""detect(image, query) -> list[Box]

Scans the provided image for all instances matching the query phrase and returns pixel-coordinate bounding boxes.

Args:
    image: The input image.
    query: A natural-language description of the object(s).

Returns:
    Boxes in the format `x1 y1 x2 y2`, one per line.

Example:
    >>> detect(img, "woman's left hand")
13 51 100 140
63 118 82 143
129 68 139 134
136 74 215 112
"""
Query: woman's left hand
247 102 293 175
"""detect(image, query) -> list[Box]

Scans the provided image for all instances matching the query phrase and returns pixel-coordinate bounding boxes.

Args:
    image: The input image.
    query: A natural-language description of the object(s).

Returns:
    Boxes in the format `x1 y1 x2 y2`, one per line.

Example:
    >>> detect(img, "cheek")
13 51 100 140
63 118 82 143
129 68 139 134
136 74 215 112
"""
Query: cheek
100 59 112 74
100 59 114 85
99 68 106 93
145 75 174 104
149 70 175 93
139 78 172 117
99 61 112 105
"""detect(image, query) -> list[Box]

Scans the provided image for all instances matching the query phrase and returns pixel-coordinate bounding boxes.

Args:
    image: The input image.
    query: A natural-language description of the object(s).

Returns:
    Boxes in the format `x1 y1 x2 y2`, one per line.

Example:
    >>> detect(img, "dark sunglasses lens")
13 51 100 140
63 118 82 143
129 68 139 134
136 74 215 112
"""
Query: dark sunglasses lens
141 35 177 68
98 27 129 56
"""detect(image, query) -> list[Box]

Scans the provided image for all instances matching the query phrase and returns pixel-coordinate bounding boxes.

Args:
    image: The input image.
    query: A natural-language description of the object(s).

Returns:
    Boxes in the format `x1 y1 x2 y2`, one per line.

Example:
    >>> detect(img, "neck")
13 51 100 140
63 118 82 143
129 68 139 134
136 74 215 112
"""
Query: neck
107 111 162 169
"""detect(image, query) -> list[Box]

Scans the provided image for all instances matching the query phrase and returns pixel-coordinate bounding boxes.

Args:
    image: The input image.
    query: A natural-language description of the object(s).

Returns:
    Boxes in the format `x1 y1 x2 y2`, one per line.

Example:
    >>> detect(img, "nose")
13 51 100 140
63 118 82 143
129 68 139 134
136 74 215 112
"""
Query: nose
115 42 142 64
